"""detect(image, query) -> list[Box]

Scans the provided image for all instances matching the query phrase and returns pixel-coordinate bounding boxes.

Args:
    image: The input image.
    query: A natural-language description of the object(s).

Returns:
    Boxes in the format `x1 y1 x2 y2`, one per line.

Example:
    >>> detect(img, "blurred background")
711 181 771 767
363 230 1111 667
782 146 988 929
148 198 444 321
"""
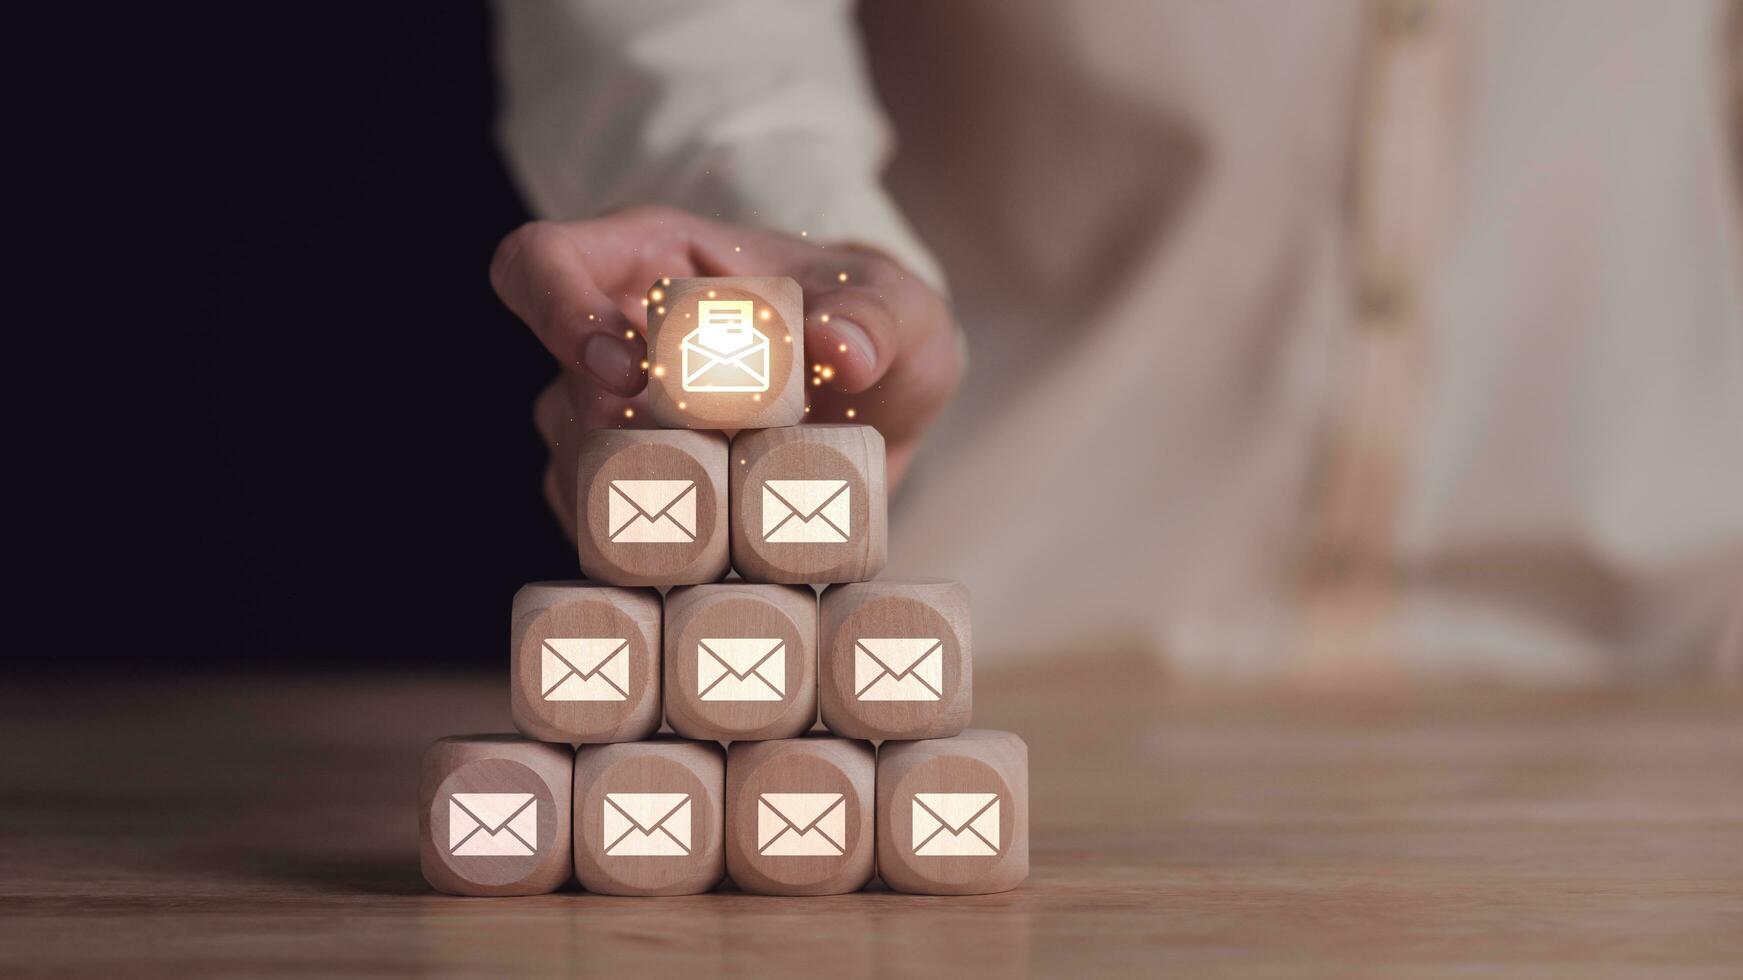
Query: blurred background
25 5 558 672
21 1 1741 680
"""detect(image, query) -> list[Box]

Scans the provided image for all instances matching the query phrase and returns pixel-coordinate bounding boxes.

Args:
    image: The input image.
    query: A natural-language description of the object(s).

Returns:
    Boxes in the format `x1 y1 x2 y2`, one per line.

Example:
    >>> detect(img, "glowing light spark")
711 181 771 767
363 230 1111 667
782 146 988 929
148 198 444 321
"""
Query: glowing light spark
624 330 636 339
677 400 686 409
655 306 665 316
640 298 649 307
759 308 772 321
837 343 847 353
837 272 848 282
845 408 856 419
652 365 666 378
623 408 635 419
812 377 822 387
820 313 831 324
707 289 717 299
820 366 835 380
752 393 762 401
639 360 649 370
649 288 664 302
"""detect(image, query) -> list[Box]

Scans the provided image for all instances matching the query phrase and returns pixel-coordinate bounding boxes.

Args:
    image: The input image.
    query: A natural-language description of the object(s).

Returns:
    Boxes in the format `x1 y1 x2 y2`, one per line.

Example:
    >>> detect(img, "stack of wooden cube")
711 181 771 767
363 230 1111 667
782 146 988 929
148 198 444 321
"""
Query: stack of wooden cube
419 277 1027 898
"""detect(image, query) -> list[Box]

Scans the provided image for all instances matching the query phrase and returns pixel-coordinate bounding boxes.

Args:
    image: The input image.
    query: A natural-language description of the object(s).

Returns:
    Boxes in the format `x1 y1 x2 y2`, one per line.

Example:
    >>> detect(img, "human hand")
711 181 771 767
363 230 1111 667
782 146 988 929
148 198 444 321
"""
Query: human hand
489 206 964 541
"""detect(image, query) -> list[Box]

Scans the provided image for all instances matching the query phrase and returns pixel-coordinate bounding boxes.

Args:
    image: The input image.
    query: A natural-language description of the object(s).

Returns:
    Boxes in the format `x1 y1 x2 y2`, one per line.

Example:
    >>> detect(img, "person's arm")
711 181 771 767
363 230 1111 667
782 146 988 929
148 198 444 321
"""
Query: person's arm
493 0 943 290
489 0 962 540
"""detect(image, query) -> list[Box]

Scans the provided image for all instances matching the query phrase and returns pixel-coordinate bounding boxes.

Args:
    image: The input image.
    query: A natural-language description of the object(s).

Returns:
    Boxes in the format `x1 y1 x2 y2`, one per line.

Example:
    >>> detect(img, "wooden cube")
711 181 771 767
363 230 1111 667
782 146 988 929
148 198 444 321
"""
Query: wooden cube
724 736 875 895
819 579 971 740
663 582 818 741
509 581 662 744
572 738 726 896
876 729 1028 895
728 425 887 584
419 735 574 896
646 277 805 430
575 428 729 587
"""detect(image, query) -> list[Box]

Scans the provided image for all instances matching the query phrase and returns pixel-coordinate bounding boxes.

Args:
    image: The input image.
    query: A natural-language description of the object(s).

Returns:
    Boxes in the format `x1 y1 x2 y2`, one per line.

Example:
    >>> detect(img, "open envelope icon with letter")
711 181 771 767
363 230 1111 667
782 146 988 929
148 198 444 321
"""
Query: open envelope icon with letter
682 299 770 392
449 793 538 856
762 480 850 543
758 793 846 856
608 480 697 543
697 638 785 701
911 793 1000 857
854 638 944 701
540 638 629 701
602 793 691 856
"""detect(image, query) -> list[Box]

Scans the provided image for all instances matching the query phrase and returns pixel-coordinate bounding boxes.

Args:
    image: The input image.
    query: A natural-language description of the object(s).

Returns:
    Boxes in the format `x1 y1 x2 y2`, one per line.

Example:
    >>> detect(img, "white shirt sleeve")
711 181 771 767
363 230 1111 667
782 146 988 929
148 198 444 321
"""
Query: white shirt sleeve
491 0 945 290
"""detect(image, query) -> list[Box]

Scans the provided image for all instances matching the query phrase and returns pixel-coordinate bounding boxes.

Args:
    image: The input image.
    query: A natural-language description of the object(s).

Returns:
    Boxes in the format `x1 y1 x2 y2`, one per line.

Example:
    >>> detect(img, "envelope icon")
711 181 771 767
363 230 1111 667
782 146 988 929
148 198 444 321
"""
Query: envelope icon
608 480 697 543
855 638 943 701
540 637 629 701
449 793 537 856
762 480 850 543
682 301 770 392
758 793 846 856
697 638 785 701
911 793 999 857
602 793 691 856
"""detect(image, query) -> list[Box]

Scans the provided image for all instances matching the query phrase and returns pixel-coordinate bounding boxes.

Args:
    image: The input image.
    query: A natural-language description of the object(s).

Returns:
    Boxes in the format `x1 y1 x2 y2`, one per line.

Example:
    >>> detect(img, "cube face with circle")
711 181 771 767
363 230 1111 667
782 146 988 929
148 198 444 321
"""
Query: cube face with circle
646 277 805 430
729 425 888 585
725 737 875 896
572 739 726 896
575 428 729 587
876 730 1028 896
509 582 662 744
663 583 818 742
420 735 574 897
819 579 971 740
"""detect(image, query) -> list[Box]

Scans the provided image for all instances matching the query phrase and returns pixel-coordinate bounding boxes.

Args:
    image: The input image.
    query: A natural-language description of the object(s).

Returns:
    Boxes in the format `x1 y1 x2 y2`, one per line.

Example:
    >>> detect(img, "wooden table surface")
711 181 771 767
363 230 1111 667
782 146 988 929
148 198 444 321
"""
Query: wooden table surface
3 657 1739 977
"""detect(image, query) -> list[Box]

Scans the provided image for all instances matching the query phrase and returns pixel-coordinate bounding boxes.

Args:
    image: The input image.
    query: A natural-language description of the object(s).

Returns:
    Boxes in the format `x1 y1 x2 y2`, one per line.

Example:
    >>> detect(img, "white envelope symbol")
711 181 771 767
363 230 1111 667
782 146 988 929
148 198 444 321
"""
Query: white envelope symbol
540 638 629 701
602 793 691 856
697 638 785 701
449 793 537 856
911 793 1000 857
682 301 770 392
762 480 850 543
608 480 697 543
758 793 846 856
854 638 943 701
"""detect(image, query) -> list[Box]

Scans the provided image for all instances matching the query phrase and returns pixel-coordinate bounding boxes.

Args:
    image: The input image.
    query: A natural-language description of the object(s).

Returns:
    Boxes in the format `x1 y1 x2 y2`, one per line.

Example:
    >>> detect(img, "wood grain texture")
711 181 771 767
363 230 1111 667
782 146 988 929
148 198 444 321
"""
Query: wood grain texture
725 736 876 896
663 582 819 741
820 579 972 740
877 730 1029 896
5 669 1742 977
509 582 662 744
418 735 574 897
576 428 729 587
572 738 726 897
646 277 805 430
729 424 887 585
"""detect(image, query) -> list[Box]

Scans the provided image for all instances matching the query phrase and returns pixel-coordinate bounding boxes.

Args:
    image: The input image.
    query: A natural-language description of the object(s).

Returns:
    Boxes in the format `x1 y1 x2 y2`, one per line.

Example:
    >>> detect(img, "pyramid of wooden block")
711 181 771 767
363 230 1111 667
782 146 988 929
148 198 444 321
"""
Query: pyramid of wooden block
421 276 1028 898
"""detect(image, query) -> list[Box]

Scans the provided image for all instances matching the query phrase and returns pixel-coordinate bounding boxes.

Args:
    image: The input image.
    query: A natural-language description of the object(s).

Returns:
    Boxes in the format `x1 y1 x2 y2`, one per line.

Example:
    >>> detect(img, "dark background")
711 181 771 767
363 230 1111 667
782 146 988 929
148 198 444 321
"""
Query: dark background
30 5 563 673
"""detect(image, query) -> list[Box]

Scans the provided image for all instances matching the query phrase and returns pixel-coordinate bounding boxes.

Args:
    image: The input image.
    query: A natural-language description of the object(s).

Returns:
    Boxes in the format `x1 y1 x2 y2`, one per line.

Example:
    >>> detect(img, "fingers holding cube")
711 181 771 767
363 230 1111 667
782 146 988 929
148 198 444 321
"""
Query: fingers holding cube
646 277 805 430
